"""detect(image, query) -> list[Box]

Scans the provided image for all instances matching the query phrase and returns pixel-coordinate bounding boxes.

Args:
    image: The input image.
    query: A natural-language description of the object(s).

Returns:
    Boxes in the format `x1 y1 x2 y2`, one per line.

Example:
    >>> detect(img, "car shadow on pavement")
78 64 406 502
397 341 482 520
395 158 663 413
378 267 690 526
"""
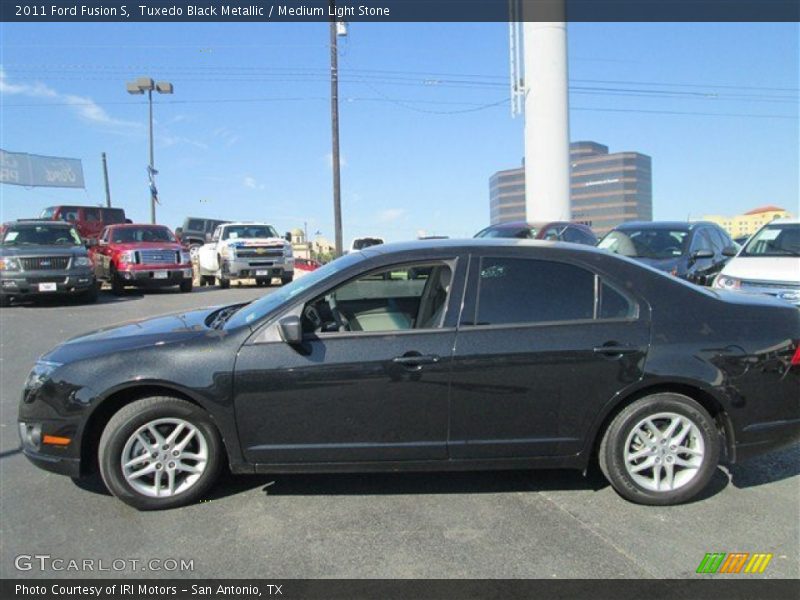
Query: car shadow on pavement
728 443 799 489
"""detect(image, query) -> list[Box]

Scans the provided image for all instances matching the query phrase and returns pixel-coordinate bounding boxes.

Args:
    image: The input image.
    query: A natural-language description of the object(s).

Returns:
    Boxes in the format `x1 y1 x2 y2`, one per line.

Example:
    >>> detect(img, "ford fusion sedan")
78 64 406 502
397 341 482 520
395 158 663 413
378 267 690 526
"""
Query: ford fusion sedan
19 239 800 510
598 221 737 286
713 220 800 307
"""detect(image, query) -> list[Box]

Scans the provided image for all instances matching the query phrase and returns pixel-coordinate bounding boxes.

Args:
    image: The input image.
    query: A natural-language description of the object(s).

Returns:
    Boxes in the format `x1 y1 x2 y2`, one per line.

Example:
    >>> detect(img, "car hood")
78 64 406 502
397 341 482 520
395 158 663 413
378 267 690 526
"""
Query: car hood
720 256 800 284
43 306 225 363
108 242 182 252
0 245 86 257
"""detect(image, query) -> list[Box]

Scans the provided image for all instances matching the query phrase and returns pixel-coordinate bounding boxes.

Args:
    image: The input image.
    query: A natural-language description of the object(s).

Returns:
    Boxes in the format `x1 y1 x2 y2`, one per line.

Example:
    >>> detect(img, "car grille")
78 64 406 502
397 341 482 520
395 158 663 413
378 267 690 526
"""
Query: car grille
236 247 284 259
19 256 70 271
741 280 800 290
137 249 180 265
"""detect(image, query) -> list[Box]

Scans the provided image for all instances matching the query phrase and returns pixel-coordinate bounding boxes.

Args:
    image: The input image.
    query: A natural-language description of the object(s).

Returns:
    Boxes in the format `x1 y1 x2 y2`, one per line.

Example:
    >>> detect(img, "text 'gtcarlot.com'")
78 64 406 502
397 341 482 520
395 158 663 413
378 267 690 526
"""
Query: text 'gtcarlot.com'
14 554 194 572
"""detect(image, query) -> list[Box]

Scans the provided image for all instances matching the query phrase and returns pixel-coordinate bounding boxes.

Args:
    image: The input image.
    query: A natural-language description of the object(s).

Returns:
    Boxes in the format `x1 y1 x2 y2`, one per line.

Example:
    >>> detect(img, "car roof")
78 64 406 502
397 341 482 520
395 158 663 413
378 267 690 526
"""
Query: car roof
107 223 169 229
613 220 711 231
5 219 73 227
361 237 606 257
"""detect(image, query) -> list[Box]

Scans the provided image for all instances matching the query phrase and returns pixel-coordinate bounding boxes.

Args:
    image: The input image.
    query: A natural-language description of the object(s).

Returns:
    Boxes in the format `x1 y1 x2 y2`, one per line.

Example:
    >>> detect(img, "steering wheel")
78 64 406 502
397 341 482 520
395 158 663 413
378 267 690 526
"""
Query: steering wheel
326 294 350 331
303 305 322 331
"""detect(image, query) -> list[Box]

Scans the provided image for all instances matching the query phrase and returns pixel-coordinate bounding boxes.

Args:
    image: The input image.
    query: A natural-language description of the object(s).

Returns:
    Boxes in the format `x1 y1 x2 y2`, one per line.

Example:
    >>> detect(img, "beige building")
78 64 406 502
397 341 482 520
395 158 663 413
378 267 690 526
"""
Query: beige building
290 228 335 260
701 205 794 239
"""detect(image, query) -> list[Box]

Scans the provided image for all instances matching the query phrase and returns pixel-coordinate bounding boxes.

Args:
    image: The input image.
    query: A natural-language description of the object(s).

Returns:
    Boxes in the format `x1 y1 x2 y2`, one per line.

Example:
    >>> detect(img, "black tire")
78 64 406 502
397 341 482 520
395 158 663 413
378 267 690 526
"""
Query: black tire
179 279 193 293
255 277 269 287
81 282 99 304
98 397 223 510
218 277 230 289
110 267 125 296
0 295 11 308
599 393 720 506
281 273 294 286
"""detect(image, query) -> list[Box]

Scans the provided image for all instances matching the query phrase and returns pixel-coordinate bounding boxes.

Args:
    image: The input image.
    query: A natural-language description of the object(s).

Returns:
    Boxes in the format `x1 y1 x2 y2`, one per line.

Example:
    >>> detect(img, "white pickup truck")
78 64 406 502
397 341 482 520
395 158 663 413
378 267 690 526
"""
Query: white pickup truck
197 222 294 288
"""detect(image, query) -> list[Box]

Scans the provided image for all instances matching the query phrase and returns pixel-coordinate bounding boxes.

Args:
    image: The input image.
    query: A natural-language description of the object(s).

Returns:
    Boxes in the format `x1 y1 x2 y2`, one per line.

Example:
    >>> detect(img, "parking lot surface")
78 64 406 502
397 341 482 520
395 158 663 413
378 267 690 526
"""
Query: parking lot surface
1 286 798 579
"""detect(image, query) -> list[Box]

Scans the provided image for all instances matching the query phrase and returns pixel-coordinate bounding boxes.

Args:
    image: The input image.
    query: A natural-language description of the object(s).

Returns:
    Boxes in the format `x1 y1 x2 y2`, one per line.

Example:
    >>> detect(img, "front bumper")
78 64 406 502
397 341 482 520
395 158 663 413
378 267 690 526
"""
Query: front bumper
224 256 294 279
118 266 193 287
0 268 95 297
730 282 800 307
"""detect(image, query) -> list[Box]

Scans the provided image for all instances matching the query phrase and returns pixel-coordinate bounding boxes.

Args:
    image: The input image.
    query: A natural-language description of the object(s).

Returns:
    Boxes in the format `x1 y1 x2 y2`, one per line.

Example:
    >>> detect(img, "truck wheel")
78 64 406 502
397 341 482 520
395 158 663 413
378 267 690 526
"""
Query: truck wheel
218 277 230 289
281 273 294 286
179 279 193 293
203 275 216 286
98 396 223 510
598 393 720 506
81 282 99 304
0 295 11 308
255 277 269 287
110 267 125 296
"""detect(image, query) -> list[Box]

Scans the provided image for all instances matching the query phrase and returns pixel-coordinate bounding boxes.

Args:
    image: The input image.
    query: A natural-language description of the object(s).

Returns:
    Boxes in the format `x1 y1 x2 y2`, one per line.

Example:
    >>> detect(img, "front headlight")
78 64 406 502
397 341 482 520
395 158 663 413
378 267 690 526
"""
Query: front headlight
0 257 20 271
119 250 136 264
72 256 91 268
25 360 63 392
714 275 741 290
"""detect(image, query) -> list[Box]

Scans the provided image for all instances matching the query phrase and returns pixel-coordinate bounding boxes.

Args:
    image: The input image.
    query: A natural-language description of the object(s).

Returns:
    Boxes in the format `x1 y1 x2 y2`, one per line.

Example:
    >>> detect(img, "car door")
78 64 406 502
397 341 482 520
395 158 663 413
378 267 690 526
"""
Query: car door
233 257 466 464
448 251 650 459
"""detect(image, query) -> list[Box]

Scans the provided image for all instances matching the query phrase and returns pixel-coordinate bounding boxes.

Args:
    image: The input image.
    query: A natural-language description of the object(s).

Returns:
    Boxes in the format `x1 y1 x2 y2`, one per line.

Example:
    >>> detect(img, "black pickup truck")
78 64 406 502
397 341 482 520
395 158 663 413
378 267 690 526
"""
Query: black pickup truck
175 217 230 257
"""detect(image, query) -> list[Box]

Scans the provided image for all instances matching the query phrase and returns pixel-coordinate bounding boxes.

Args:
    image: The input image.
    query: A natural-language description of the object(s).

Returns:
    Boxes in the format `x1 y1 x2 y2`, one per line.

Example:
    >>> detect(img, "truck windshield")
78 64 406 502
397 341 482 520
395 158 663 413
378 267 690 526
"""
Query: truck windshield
111 227 176 243
3 224 82 246
223 225 279 240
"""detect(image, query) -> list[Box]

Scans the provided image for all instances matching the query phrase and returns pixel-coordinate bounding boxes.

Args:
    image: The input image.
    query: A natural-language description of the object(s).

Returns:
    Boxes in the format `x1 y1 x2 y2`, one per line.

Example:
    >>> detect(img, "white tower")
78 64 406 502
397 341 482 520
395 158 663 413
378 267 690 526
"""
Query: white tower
522 3 571 222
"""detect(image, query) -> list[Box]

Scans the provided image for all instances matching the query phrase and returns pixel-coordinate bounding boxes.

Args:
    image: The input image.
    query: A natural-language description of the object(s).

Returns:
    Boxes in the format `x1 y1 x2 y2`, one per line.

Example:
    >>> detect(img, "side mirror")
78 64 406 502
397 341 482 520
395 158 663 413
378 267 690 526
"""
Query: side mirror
722 245 738 257
692 249 714 261
278 315 303 345
284 232 292 242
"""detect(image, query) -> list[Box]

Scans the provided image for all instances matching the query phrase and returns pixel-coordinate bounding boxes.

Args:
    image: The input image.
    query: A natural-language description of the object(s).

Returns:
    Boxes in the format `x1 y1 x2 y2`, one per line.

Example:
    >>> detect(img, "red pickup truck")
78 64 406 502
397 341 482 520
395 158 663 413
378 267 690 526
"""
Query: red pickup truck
89 224 193 294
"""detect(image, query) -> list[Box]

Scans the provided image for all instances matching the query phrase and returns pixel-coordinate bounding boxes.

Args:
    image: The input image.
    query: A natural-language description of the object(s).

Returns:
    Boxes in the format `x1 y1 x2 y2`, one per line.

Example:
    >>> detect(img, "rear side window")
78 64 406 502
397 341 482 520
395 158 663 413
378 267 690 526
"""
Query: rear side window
187 219 204 231
476 258 594 325
102 208 126 224
599 282 636 319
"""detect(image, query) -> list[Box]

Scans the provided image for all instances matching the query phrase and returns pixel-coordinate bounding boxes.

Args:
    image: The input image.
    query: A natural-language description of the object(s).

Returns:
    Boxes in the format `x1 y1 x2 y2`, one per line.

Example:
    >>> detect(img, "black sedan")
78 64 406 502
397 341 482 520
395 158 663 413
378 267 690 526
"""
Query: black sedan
19 239 800 510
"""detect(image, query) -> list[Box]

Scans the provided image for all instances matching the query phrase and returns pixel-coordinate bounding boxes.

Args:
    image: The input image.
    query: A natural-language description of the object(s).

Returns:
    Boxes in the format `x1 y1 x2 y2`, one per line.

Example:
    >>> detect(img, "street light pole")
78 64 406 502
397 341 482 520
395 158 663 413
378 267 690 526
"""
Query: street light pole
329 8 345 257
126 77 173 224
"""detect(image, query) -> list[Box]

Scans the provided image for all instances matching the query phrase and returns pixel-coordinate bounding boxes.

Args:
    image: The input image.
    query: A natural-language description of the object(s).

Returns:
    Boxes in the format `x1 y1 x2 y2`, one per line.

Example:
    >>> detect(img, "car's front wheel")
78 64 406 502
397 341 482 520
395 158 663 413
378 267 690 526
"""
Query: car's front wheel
599 393 720 506
98 397 223 510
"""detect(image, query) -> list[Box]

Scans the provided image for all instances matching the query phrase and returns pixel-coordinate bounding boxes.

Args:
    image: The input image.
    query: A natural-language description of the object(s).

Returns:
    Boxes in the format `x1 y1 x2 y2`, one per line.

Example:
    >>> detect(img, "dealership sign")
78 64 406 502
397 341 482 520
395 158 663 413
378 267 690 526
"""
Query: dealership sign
0 149 85 188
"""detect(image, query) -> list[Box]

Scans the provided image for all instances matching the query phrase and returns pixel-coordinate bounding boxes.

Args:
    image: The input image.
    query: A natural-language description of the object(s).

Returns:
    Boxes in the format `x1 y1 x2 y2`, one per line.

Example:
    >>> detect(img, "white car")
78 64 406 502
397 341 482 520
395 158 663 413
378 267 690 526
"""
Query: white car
197 222 294 288
713 219 800 306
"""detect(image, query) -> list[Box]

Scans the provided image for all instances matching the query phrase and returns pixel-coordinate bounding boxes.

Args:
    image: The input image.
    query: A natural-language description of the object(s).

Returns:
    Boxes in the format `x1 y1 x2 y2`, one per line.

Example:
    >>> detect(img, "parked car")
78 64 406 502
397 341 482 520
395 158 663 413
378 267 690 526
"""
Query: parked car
175 217 230 257
474 221 598 245
197 222 294 288
294 257 322 278
598 221 737 286
40 205 128 240
18 239 800 509
0 220 97 306
713 220 800 306
89 224 193 295
349 237 385 252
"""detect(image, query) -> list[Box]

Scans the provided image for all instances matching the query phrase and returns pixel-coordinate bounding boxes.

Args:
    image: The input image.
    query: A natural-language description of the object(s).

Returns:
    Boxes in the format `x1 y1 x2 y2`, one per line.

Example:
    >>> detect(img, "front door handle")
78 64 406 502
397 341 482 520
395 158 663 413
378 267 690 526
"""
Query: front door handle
592 344 638 356
392 353 441 368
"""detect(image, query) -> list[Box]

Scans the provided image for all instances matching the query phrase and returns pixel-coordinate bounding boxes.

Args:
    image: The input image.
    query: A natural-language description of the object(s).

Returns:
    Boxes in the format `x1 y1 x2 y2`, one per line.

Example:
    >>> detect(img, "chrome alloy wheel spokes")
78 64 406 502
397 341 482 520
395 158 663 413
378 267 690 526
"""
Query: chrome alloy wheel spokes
121 418 208 498
623 412 705 492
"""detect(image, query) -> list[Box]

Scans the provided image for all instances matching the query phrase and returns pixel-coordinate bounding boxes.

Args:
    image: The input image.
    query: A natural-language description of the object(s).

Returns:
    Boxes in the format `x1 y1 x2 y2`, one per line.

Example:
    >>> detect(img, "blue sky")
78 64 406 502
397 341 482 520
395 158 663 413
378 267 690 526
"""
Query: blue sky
1 22 797 241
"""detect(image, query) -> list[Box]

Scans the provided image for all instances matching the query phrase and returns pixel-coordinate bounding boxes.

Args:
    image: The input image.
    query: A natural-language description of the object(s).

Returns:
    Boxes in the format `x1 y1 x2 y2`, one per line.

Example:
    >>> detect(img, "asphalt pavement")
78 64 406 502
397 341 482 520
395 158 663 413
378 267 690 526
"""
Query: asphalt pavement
0 284 798 579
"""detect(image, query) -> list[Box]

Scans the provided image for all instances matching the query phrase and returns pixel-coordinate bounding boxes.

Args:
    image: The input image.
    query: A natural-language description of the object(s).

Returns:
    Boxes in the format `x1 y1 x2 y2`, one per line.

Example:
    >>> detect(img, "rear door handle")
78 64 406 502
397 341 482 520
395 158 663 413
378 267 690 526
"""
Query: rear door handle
392 354 441 367
592 345 639 356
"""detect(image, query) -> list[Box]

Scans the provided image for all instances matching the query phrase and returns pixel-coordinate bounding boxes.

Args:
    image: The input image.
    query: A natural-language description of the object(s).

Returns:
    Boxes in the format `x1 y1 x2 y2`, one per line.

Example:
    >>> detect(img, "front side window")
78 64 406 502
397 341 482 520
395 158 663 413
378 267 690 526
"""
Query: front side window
302 262 454 335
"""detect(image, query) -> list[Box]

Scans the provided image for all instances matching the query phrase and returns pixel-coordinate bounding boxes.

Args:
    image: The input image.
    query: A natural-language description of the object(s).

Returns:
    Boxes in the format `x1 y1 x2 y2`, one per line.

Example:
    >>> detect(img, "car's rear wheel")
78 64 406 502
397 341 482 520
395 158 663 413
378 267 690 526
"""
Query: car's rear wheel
599 393 720 506
98 397 223 510
179 279 193 293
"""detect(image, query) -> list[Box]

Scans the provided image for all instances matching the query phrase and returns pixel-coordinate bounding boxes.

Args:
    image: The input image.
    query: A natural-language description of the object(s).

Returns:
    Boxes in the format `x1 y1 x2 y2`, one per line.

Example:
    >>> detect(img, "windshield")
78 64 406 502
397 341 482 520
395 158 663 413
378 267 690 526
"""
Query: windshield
2 224 82 246
223 225 279 240
111 227 176 243
742 223 800 257
599 229 689 259
475 226 538 239
224 253 365 329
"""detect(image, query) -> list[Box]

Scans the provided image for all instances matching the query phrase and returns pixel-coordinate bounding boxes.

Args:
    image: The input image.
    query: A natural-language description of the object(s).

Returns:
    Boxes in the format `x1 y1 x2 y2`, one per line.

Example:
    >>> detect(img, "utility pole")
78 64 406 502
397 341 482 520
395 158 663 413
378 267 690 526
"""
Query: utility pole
329 5 344 257
101 152 112 207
